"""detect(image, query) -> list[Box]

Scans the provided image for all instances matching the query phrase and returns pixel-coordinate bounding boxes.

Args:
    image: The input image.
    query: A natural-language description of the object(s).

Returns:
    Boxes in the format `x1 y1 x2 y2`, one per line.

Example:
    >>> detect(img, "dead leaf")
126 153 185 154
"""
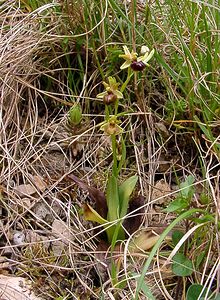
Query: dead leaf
123 195 145 235
51 219 73 256
29 175 47 192
0 275 43 300
68 174 108 218
32 201 53 223
155 122 169 137
52 219 72 240
129 229 160 252
14 184 36 197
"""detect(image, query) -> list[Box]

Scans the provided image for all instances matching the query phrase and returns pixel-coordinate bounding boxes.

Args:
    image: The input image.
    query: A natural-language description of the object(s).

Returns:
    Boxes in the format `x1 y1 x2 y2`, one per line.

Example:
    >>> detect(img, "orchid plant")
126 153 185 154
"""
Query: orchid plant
69 45 154 249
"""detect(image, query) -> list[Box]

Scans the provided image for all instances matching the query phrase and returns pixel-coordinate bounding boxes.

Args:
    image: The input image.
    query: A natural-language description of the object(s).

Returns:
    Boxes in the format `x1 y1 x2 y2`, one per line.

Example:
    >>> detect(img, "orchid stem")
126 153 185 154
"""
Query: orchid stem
120 68 133 94
105 105 110 121
111 134 118 177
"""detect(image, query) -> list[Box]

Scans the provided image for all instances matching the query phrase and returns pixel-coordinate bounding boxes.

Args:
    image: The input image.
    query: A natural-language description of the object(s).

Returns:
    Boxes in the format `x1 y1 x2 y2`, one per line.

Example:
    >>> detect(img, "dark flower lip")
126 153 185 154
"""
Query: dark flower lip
103 92 117 105
130 61 146 71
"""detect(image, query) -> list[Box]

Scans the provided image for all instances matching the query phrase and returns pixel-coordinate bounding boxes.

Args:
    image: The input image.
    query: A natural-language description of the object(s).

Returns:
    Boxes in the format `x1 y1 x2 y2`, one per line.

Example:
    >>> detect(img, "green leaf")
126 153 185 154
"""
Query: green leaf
68 104 82 126
172 230 184 251
106 175 124 243
179 175 195 199
193 214 214 224
119 175 138 218
186 284 211 300
106 175 120 222
164 197 188 213
172 253 193 277
195 251 206 269
165 176 195 213
199 192 210 204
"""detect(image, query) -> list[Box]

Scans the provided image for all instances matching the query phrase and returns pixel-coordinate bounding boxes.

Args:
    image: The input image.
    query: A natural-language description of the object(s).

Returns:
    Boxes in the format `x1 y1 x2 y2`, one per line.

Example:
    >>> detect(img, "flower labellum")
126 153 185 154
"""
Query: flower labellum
101 116 123 136
96 76 123 105
103 92 118 105
130 60 146 71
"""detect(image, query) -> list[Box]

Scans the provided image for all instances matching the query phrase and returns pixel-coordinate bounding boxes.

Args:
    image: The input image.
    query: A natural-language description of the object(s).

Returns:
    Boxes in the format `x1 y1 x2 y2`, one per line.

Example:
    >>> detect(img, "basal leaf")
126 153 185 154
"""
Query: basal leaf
123 195 145 235
106 175 120 222
68 174 108 218
172 253 193 277
83 203 108 225
119 175 138 219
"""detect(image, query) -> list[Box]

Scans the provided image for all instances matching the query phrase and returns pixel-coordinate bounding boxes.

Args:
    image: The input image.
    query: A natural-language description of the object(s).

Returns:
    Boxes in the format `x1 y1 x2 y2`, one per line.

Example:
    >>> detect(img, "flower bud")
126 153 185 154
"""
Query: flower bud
103 92 117 105
140 45 149 55
68 104 82 126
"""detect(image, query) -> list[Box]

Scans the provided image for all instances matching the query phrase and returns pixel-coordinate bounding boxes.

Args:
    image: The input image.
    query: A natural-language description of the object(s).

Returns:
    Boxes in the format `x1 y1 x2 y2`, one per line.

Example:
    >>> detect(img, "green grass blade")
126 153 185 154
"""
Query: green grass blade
134 208 207 300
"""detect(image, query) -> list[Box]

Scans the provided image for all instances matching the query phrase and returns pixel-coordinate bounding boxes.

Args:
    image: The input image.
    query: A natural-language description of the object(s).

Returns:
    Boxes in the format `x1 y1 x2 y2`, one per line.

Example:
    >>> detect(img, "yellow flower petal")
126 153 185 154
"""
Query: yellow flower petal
123 45 130 55
120 61 131 70
97 91 108 98
140 49 155 64
114 90 123 99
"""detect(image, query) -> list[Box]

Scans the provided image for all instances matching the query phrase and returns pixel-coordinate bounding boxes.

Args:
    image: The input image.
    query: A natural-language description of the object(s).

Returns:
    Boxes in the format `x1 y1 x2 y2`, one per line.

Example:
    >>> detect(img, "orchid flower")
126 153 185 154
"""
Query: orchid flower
97 76 123 105
119 45 155 71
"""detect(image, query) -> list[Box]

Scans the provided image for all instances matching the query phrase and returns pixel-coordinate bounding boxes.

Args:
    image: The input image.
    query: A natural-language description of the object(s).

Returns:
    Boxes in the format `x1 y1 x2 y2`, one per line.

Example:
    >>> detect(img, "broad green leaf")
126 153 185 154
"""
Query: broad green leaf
106 175 120 222
119 175 138 218
106 175 124 243
186 284 211 300
172 253 193 277
164 197 188 213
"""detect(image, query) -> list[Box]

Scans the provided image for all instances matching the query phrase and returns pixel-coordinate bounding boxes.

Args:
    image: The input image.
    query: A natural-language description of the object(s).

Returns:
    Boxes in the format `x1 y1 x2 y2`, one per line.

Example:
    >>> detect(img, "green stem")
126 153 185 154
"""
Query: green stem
105 105 110 121
120 68 133 94
114 98 119 116
111 134 118 177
